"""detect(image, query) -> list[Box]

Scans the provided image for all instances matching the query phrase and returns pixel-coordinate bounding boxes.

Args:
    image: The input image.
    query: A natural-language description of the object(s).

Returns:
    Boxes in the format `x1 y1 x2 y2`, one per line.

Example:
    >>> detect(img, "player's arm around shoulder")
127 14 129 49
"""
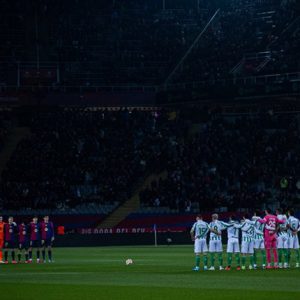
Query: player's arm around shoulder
258 217 267 224
220 221 232 229
276 217 285 224
246 220 256 225
233 222 243 229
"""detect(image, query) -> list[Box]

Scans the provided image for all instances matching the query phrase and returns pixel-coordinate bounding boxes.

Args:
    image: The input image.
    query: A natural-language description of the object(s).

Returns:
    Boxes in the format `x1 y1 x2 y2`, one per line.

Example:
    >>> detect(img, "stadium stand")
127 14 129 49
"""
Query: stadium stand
0 0 299 230
139 110 300 212
0 106 299 218
0 109 187 213
0 0 299 89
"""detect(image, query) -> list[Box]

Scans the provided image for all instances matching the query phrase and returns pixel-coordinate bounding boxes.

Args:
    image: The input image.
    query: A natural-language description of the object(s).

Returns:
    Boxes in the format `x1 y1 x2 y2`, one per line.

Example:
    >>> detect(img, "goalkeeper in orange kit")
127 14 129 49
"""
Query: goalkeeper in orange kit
0 216 4 263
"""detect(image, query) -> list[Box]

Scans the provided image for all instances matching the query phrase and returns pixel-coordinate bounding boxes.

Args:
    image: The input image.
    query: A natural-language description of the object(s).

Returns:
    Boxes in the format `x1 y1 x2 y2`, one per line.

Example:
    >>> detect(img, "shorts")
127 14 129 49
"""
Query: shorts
19 241 30 250
277 234 289 249
241 241 254 254
194 239 208 253
288 236 300 249
209 240 222 253
41 239 53 247
4 241 16 249
30 240 41 248
254 239 265 250
227 238 240 253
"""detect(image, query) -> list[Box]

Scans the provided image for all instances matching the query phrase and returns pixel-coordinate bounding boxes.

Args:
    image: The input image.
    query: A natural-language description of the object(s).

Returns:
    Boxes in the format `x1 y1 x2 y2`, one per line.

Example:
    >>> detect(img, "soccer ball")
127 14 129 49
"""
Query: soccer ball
125 258 133 265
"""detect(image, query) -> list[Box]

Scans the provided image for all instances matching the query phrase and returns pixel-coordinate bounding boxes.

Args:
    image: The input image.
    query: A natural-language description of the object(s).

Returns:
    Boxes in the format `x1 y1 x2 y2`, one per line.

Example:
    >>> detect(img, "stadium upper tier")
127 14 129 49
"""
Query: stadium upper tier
0 0 299 88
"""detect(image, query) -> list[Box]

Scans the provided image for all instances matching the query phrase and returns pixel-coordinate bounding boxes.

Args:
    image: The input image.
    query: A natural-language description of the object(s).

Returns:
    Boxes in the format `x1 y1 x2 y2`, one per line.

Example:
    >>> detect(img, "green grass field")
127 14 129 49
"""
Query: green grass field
0 246 299 300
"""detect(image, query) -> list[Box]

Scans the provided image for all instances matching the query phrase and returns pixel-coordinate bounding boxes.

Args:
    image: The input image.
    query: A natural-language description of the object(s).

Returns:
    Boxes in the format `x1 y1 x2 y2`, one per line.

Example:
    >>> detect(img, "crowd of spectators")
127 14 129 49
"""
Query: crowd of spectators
0 109 187 210
0 106 300 213
140 111 300 212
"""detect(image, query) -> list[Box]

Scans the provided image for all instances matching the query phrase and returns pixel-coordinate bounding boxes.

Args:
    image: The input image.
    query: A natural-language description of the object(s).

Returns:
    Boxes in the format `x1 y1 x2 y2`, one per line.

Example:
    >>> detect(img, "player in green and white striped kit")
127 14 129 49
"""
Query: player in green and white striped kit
287 209 300 268
225 215 241 271
190 215 210 271
235 215 256 270
276 208 289 268
252 211 266 269
208 213 231 271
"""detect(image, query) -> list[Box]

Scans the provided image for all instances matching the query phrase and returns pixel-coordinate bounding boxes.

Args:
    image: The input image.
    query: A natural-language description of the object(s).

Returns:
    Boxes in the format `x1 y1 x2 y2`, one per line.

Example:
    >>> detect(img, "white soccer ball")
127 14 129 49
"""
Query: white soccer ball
125 258 133 265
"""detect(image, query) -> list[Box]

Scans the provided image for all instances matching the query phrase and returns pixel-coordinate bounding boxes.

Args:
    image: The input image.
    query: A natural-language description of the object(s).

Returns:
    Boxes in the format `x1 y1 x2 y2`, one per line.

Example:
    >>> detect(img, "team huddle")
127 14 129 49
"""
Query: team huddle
190 209 300 271
0 215 55 264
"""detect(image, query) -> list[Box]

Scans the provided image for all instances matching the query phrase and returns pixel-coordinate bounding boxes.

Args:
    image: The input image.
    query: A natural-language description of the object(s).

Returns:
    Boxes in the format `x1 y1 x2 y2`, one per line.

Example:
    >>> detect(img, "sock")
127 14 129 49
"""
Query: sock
241 256 246 267
296 249 300 263
37 251 40 259
18 253 21 262
278 249 283 264
29 251 32 260
203 255 208 267
253 251 257 265
227 253 232 266
195 256 200 267
283 249 288 264
273 249 278 264
262 250 266 265
235 253 240 266
266 249 271 264
0 250 2 261
210 253 215 267
218 253 223 266
12 251 15 261
42 250 46 261
4 251 8 261
250 255 254 266
25 253 29 261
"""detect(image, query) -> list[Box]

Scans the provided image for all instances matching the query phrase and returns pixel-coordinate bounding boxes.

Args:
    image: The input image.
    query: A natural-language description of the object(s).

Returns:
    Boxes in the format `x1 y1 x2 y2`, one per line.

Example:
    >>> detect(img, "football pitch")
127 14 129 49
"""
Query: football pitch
0 246 299 300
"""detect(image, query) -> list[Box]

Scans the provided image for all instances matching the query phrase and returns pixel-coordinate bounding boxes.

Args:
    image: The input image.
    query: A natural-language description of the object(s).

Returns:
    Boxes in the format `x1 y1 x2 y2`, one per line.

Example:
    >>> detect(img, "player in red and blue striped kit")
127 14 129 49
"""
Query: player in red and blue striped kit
4 217 18 264
40 216 55 262
28 216 41 263
18 221 30 263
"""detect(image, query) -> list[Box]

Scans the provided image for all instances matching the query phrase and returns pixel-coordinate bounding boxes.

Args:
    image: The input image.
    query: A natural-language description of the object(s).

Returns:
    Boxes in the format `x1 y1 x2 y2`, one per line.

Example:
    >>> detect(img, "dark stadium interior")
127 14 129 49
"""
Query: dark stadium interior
0 0 299 242
1 2 300 298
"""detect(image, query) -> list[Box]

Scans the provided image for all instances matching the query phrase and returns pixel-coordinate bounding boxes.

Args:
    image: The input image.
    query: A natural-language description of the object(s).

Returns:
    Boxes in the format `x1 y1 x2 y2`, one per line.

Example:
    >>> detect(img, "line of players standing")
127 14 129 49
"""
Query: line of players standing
191 208 300 271
0 215 55 264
